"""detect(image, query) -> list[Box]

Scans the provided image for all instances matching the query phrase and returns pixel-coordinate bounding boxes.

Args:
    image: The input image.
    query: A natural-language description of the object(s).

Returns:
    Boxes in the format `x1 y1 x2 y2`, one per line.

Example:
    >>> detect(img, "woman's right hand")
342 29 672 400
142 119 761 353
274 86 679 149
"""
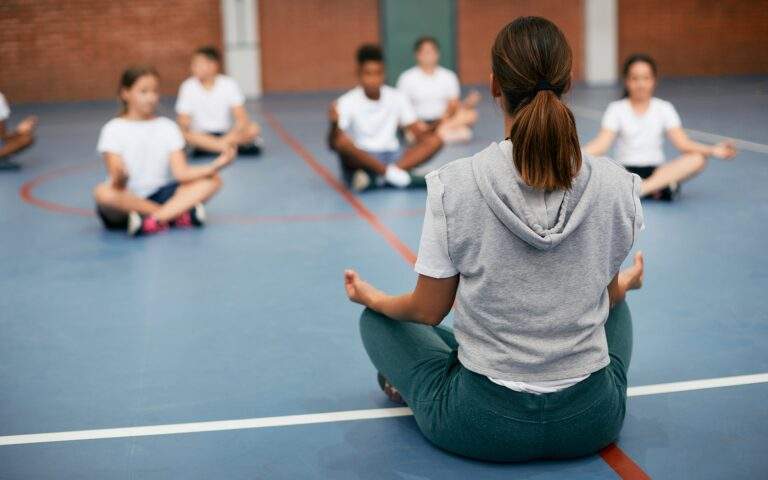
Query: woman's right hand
344 269 383 309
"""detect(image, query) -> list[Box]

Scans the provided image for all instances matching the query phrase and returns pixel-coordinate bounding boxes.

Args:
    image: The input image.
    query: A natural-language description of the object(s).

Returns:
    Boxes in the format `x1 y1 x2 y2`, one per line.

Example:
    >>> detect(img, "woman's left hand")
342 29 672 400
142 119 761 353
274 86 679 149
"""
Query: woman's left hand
344 269 382 308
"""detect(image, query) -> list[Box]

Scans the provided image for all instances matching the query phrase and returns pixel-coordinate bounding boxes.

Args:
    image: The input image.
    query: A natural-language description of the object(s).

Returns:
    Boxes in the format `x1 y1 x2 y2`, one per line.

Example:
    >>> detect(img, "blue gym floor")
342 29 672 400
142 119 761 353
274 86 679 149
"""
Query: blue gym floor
1 76 767 479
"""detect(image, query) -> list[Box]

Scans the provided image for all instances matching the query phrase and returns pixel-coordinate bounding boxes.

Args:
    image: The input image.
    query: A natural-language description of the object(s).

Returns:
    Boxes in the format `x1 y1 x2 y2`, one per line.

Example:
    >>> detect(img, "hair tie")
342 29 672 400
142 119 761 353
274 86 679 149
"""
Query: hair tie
533 80 557 94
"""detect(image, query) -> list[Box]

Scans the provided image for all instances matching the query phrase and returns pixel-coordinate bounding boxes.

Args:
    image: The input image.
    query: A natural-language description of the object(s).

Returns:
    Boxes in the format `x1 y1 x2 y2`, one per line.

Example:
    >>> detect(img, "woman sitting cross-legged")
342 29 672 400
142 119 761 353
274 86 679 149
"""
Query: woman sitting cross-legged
344 17 645 462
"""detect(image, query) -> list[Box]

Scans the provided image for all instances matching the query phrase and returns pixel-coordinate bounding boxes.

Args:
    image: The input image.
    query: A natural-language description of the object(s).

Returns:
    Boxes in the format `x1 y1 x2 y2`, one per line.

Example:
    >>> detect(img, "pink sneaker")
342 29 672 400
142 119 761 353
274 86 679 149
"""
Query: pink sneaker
128 212 167 236
172 211 194 228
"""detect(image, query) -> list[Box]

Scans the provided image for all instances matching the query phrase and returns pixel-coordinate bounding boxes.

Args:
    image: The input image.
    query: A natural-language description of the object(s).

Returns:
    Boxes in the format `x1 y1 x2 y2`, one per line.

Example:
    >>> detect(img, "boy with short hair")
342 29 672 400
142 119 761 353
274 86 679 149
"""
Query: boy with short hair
328 44 443 191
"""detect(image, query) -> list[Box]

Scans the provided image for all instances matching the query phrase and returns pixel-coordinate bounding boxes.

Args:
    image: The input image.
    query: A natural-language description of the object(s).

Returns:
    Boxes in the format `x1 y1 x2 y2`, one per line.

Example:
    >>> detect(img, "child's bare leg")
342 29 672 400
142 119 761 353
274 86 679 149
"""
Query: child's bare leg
436 123 472 143
0 132 34 158
185 131 230 153
152 176 222 222
641 153 707 196
456 106 478 127
330 129 387 175
228 122 261 146
93 182 160 215
462 90 481 109
396 133 443 171
436 106 477 144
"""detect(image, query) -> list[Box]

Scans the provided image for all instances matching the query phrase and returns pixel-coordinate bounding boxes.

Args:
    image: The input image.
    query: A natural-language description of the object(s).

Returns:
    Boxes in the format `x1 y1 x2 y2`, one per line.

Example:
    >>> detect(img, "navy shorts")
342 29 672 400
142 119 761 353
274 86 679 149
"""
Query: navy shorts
625 166 657 179
96 182 178 230
625 165 678 201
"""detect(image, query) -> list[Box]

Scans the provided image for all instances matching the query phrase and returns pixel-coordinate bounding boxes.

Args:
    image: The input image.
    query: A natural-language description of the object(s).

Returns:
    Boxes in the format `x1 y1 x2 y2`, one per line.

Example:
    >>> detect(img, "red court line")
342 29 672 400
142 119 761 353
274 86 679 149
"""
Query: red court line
262 111 418 265
19 161 99 217
17 160 423 226
264 110 651 480
600 444 652 479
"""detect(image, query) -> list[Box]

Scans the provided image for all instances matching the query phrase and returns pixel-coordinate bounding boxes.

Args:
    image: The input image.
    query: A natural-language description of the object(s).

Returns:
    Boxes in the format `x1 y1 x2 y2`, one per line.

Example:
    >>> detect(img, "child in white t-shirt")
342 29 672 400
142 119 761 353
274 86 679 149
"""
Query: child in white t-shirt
176 46 263 157
0 91 37 170
584 54 736 200
396 37 480 144
94 66 235 236
328 44 443 192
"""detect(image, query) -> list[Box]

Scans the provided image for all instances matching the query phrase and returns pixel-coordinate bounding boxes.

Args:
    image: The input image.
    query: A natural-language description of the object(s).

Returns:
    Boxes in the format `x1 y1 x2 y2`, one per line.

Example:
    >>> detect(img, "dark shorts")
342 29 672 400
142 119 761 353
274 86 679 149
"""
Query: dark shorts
625 166 657 179
96 182 178 230
625 165 678 201
189 131 261 157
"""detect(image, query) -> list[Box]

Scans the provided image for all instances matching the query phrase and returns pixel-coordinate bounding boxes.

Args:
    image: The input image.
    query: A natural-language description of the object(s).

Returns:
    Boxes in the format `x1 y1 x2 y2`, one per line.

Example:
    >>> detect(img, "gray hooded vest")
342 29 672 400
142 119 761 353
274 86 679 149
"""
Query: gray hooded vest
425 142 642 381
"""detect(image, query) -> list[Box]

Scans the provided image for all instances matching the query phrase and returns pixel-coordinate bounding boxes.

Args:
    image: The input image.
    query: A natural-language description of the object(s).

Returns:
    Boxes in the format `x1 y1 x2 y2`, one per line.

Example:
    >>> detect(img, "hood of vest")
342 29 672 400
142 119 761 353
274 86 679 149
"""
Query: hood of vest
471 143 598 251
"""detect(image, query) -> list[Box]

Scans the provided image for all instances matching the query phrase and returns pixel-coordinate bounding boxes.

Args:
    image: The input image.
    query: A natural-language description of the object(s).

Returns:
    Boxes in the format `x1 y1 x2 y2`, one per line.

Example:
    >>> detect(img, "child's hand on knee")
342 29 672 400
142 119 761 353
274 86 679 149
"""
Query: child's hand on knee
17 116 38 135
712 140 737 160
214 145 236 170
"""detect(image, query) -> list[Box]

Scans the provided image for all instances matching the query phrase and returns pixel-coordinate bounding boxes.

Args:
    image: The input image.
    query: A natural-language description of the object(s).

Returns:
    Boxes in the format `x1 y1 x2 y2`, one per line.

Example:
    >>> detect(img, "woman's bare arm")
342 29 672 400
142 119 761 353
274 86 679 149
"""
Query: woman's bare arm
345 270 459 326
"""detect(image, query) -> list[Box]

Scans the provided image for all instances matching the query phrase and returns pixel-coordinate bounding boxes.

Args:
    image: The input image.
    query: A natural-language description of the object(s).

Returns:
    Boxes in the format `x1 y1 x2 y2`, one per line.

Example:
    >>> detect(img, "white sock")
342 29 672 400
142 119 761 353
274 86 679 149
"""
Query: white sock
384 165 412 188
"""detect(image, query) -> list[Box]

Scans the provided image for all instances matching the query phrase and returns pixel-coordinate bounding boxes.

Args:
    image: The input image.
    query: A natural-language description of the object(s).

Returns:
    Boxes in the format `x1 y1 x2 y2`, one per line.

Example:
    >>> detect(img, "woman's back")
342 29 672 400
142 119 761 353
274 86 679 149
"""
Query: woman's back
426 142 642 381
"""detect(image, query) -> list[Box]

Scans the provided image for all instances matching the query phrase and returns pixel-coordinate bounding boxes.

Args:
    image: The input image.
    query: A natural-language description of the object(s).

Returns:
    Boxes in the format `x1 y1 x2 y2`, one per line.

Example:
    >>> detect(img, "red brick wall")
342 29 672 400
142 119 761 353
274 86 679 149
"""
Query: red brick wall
457 0 585 85
259 0 380 92
0 0 222 103
619 0 768 76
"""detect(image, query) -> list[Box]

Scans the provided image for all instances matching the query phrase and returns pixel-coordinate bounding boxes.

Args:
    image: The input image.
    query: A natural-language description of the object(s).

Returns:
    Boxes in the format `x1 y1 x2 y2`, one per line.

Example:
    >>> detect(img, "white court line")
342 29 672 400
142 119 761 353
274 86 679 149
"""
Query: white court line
626 372 768 397
1 373 767 447
569 105 768 155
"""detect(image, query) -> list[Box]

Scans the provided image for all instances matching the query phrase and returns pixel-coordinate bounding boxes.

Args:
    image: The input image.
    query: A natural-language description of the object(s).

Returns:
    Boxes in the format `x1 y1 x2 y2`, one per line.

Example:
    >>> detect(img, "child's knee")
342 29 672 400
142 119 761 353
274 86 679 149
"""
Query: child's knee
210 174 223 190
691 152 707 172
424 132 444 150
93 183 114 204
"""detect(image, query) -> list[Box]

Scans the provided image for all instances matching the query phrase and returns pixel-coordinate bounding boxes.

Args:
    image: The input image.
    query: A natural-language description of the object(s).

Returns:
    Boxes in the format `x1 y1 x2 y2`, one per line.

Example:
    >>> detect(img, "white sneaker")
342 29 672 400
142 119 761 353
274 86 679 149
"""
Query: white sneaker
351 169 371 192
384 165 412 188
192 203 206 226
127 211 142 236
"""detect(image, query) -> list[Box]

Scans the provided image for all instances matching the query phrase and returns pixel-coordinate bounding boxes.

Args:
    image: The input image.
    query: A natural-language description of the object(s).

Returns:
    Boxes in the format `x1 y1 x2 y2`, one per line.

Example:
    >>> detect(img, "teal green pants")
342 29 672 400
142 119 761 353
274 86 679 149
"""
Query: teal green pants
359 302 633 462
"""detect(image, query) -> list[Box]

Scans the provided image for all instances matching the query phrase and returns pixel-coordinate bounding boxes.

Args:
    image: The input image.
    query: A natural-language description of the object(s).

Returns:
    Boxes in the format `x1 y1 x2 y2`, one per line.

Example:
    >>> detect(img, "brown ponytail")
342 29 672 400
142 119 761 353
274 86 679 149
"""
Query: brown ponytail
491 17 581 191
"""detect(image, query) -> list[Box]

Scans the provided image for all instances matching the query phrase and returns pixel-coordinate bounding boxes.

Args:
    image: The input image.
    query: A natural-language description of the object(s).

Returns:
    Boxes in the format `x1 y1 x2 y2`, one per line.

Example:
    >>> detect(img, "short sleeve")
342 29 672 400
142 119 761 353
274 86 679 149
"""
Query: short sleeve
661 101 682 130
601 102 620 131
631 173 645 238
226 79 245 107
415 197 458 279
175 82 193 114
165 120 186 151
446 70 460 98
336 95 353 131
397 92 417 127
97 121 122 154
0 93 10 121
395 72 408 93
